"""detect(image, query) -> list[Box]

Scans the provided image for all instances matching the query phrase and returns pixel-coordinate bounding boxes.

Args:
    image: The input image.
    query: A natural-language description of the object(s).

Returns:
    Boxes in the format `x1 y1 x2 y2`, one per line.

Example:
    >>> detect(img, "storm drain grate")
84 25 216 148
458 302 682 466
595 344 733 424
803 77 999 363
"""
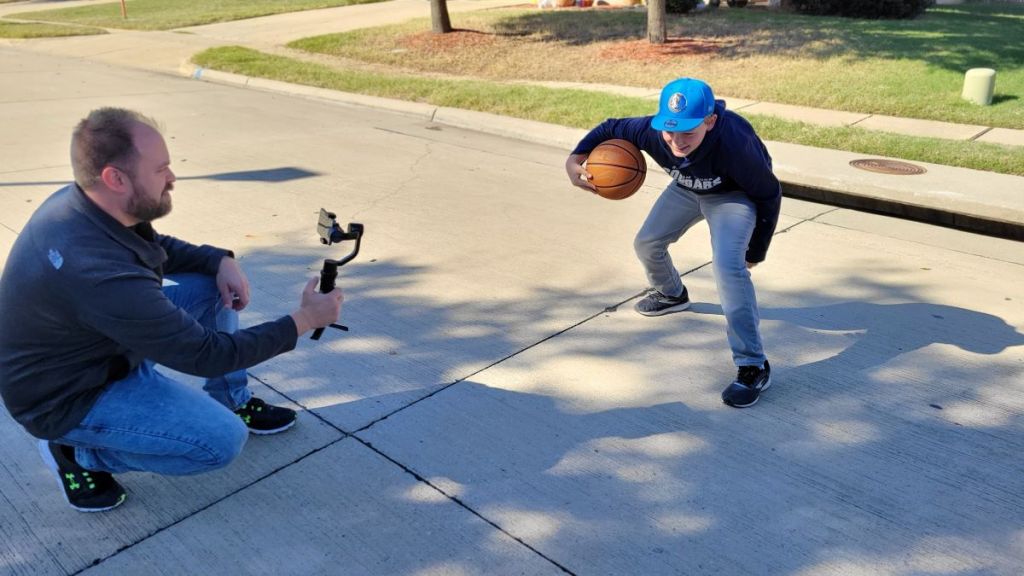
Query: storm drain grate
849 158 927 175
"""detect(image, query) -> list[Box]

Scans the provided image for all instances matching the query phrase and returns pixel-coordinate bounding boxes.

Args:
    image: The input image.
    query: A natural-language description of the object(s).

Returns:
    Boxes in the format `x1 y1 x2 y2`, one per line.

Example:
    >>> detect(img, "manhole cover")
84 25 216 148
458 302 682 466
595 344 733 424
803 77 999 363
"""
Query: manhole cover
850 158 927 175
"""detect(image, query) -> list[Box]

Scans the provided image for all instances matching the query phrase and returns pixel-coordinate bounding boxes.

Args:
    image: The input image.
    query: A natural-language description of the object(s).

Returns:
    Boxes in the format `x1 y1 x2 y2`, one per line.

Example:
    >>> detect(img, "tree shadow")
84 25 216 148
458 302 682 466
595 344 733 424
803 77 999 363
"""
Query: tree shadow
4 243 1024 574
802 4 1024 72
488 4 1024 72
691 298 1024 368
301 260 1024 574
180 166 320 182
0 166 320 188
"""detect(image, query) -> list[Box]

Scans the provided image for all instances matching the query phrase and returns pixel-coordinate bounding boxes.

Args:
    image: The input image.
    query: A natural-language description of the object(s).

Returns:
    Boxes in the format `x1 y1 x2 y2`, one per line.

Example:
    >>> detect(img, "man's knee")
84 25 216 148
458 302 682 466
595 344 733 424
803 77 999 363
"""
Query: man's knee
186 414 248 474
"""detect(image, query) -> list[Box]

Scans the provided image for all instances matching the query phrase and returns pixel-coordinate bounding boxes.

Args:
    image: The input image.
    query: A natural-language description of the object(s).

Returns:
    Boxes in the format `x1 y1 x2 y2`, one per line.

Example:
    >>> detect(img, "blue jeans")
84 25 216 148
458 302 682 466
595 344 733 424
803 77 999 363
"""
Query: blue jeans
634 185 766 367
55 274 251 475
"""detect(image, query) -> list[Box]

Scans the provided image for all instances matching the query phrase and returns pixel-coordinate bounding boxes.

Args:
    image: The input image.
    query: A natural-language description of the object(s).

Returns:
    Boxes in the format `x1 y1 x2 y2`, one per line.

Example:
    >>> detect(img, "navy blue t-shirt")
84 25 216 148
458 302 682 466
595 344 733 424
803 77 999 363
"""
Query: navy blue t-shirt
572 101 781 263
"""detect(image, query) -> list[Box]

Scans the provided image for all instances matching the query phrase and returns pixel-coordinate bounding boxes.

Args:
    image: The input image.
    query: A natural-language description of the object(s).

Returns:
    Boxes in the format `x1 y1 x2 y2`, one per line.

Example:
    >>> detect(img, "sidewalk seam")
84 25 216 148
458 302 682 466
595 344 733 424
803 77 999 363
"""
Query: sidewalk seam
970 126 994 141
68 436 350 576
848 114 870 127
351 435 577 575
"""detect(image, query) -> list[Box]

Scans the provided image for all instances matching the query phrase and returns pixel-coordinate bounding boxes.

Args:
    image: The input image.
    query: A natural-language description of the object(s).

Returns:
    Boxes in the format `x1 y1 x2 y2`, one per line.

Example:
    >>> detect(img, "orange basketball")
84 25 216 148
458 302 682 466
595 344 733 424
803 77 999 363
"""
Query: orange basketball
586 139 647 200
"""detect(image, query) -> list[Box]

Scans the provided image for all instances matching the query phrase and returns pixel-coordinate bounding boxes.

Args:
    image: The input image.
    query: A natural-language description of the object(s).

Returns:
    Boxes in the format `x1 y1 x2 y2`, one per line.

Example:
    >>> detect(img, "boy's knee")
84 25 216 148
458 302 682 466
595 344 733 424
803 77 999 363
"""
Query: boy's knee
634 233 660 258
714 259 752 285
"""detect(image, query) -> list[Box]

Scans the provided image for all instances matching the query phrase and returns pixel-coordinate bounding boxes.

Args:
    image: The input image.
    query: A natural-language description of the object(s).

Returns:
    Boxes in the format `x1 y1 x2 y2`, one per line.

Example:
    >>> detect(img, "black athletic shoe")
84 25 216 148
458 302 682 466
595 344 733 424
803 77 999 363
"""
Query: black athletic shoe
721 360 772 408
634 288 691 316
234 396 296 435
38 441 126 513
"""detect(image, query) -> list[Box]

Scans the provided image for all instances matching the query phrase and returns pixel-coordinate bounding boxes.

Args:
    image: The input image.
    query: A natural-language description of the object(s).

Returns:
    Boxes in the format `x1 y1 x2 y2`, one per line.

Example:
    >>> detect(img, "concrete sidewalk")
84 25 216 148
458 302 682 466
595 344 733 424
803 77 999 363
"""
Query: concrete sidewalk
519 79 1024 148
2 0 1022 240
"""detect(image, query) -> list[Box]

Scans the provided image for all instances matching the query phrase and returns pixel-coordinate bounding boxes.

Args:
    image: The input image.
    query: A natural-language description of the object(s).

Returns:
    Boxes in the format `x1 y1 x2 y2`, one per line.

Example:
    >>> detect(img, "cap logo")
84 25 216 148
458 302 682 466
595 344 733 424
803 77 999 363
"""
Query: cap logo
668 93 686 114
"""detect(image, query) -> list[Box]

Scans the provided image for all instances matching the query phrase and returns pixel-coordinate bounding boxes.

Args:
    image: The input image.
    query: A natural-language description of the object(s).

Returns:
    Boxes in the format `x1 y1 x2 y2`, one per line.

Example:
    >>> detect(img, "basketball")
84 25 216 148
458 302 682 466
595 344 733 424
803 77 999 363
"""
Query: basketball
586 139 647 200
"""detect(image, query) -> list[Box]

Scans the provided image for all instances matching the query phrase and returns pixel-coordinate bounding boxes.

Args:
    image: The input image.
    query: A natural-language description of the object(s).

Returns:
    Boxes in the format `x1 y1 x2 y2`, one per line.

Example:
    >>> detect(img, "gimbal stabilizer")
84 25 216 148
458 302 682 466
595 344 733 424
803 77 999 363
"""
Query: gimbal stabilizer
311 208 364 340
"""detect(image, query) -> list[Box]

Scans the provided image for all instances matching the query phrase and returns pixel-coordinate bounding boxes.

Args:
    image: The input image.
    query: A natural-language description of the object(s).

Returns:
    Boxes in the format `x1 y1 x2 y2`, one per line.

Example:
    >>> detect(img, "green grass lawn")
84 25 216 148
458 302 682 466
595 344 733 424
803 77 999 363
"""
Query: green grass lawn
10 0 1020 174
0 21 105 38
289 4 1024 130
193 46 1024 176
7 0 385 31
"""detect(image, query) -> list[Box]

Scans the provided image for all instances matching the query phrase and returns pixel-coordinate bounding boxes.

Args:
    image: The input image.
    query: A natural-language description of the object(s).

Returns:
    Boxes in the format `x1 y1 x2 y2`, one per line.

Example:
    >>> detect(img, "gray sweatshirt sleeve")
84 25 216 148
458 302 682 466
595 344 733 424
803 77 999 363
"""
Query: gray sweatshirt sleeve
77 270 297 378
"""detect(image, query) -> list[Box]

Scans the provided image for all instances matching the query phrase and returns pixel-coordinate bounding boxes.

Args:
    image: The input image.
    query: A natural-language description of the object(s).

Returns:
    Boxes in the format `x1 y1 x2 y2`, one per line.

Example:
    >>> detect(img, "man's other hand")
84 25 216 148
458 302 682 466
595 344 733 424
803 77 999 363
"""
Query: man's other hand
291 277 344 335
217 256 251 310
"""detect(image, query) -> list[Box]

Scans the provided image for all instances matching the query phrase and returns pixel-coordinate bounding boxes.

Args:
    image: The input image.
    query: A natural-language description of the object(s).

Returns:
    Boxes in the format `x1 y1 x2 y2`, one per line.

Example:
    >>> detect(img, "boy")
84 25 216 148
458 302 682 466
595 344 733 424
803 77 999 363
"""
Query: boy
565 78 781 408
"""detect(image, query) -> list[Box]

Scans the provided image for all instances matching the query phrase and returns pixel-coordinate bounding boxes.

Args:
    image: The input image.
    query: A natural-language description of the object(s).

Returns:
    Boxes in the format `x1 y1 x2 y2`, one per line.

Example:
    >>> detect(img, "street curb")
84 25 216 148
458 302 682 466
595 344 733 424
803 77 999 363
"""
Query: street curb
781 182 1023 241
183 64 586 148
184 64 437 120
182 64 1024 242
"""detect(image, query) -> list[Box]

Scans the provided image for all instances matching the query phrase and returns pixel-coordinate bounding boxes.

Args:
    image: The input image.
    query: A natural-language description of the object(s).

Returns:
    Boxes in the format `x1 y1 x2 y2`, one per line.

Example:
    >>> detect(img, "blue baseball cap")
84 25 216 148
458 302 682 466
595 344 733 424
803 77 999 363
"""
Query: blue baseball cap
651 78 716 132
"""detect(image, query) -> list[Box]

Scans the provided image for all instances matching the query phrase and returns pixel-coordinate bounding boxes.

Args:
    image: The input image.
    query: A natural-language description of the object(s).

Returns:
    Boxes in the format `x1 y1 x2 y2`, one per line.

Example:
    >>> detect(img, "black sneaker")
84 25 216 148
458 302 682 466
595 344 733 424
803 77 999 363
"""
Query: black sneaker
721 360 772 408
234 396 296 435
38 441 126 512
634 288 690 316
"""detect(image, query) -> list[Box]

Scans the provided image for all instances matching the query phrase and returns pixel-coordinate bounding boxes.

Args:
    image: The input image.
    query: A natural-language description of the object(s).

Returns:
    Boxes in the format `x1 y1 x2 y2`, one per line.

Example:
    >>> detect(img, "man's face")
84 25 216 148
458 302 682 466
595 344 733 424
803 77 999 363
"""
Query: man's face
661 114 717 158
124 123 175 222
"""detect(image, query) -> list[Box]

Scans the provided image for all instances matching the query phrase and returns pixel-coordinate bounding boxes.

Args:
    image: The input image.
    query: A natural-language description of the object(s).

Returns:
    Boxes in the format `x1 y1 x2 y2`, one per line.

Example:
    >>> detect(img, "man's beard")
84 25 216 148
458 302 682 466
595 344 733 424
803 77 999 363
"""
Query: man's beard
126 178 173 222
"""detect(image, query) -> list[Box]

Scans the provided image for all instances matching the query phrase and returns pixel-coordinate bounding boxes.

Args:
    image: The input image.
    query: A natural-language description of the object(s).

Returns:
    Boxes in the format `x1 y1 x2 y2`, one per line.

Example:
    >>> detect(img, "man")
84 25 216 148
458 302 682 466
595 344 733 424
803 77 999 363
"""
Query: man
566 78 781 408
0 108 343 512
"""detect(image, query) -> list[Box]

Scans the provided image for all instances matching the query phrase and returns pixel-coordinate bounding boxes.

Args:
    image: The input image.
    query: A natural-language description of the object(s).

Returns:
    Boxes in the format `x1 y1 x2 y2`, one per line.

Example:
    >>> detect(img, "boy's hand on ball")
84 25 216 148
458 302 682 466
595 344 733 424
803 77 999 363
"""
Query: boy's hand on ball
565 153 596 192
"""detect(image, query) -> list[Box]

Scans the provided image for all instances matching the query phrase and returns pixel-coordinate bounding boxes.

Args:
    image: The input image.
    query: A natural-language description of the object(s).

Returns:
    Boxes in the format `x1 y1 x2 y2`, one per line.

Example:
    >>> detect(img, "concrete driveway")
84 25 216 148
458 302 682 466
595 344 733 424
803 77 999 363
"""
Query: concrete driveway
1 46 1022 575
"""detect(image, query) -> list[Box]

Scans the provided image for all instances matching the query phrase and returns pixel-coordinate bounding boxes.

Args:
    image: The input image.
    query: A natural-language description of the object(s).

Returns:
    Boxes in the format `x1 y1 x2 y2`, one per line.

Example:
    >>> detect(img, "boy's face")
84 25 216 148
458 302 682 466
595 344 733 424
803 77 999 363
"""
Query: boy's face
661 114 718 158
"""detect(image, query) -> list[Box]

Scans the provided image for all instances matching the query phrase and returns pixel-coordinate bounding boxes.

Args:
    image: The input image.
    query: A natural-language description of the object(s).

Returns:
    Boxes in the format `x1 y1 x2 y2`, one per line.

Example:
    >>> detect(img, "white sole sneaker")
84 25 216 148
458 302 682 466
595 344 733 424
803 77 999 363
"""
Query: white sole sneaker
634 300 691 317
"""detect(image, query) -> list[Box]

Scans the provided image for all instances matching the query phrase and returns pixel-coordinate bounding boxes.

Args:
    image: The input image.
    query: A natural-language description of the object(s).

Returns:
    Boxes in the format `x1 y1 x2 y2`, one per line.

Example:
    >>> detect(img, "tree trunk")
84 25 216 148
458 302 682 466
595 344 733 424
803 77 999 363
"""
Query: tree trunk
430 0 453 34
647 0 666 45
